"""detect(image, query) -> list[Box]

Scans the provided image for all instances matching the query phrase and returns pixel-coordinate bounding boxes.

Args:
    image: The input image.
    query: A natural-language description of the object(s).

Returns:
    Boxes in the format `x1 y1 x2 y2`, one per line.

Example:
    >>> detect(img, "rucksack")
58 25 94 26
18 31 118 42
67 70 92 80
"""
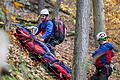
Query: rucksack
51 18 66 44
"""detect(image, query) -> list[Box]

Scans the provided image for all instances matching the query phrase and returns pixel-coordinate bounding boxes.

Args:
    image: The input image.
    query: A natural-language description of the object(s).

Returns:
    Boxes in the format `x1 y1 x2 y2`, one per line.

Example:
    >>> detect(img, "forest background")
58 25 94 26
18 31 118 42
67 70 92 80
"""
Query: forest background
0 0 120 80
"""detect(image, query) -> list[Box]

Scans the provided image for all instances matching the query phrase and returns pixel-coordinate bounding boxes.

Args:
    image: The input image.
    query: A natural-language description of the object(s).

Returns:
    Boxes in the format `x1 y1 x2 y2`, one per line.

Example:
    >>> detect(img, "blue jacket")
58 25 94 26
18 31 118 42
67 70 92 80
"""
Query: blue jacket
92 42 115 67
36 20 54 40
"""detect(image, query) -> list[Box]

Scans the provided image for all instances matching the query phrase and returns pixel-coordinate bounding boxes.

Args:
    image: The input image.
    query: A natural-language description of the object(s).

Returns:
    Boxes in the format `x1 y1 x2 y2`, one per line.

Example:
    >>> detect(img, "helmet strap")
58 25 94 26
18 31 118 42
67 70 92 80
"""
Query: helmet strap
99 41 107 45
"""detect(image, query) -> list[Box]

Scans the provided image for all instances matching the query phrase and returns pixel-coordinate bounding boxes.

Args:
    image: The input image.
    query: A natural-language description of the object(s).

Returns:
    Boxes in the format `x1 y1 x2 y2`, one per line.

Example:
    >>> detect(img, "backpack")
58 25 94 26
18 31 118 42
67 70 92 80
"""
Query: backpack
51 18 66 44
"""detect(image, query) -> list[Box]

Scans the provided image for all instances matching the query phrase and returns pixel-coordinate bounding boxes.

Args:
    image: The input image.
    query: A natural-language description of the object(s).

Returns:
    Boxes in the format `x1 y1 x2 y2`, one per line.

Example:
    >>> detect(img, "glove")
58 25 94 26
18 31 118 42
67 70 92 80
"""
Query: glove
40 38 44 42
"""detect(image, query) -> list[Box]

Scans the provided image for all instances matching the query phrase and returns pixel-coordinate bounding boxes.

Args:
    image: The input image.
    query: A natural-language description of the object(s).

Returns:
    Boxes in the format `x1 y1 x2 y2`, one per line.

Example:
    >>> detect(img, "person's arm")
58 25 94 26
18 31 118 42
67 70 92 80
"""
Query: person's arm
108 42 118 54
111 43 119 57
92 50 106 64
93 52 106 59
41 21 53 39
112 45 119 53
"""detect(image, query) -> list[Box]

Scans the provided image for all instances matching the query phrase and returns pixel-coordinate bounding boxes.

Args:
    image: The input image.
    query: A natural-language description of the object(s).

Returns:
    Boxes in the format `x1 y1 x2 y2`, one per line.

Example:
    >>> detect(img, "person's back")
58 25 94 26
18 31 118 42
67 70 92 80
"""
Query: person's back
91 32 117 80
92 42 115 67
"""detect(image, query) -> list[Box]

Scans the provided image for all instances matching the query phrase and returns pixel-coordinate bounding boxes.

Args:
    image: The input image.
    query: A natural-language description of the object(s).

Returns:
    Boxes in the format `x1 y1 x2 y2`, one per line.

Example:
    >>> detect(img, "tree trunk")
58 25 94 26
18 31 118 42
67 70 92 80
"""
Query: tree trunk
3 1 13 30
38 0 45 15
54 0 62 19
72 0 90 80
92 0 105 46
38 0 45 22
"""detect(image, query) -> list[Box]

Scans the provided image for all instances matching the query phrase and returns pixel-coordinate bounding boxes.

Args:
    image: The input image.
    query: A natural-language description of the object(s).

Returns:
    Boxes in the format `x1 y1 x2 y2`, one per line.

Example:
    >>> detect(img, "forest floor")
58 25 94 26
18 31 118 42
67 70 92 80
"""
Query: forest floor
1 11 120 80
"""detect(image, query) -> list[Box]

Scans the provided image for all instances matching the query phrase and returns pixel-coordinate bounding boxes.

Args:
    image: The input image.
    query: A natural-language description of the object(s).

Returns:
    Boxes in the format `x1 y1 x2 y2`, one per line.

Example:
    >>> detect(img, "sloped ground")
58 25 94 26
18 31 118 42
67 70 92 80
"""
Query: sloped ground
1 9 120 80
4 19 119 80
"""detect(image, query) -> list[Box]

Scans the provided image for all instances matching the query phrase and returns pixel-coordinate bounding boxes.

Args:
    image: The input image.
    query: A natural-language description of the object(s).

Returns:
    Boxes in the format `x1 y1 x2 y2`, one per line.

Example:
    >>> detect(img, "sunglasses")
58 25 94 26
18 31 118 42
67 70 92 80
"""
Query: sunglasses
40 15 46 18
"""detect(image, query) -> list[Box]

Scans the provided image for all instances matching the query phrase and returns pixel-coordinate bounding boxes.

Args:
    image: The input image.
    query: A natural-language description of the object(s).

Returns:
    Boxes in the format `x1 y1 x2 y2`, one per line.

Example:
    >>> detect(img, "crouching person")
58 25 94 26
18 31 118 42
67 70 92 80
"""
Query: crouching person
90 32 118 80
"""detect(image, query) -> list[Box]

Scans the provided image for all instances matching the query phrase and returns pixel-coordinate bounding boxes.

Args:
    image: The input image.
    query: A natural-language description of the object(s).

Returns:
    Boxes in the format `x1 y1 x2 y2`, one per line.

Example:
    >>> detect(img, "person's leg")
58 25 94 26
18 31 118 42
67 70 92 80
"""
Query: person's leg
90 66 108 80
46 38 57 55
105 65 113 77
90 71 99 80
98 65 112 80
46 44 55 55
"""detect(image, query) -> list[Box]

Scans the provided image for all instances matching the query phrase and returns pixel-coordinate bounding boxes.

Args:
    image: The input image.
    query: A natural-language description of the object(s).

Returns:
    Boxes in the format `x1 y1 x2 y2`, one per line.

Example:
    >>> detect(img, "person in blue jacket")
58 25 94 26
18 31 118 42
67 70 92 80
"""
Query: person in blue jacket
35 9 56 55
91 32 118 80
35 9 54 43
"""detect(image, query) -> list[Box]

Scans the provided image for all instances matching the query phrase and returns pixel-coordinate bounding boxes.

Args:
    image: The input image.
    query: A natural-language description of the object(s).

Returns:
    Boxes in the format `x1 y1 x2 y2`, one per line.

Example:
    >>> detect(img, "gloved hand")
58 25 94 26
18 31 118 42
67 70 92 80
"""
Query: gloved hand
30 34 37 40
40 38 44 42
26 26 38 35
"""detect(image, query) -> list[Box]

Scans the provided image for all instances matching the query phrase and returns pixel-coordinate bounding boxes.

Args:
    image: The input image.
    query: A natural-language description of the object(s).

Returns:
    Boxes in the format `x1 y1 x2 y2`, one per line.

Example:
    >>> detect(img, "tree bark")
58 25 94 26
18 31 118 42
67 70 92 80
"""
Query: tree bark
92 0 105 46
72 0 90 80
54 0 62 19
38 0 45 22
45 0 75 18
25 0 75 18
38 0 45 15
3 1 13 30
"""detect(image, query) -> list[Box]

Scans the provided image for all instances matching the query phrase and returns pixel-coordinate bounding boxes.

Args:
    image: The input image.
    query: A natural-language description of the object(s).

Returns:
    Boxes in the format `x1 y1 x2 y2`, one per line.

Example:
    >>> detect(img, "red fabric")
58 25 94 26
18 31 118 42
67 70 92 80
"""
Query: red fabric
59 21 64 32
54 63 67 75
41 28 49 43
95 59 103 67
34 43 46 54
95 50 114 67
106 50 114 63
41 28 46 35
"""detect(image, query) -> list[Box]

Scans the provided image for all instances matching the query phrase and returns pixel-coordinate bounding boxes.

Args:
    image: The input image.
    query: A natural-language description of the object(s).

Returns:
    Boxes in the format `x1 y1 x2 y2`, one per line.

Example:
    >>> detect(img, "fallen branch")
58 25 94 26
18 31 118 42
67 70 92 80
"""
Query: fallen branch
67 31 75 37
16 18 38 24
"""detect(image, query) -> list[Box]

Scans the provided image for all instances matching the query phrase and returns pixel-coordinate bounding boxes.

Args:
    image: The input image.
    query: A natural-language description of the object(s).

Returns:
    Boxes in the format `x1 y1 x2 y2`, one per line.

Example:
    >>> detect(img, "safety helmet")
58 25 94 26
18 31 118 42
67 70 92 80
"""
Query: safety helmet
40 9 49 15
96 32 107 41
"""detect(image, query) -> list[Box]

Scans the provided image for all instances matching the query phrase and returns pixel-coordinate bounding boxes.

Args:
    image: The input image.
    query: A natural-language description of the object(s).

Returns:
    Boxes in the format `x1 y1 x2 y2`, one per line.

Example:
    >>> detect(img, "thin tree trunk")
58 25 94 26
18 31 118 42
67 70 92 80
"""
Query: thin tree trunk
3 1 13 30
38 0 45 15
72 0 90 80
54 0 62 19
92 0 105 46
38 0 45 22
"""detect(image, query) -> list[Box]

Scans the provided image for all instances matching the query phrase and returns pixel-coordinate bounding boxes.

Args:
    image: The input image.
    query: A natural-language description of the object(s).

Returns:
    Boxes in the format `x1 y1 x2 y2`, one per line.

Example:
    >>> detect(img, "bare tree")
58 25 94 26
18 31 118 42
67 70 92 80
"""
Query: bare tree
54 0 62 19
72 0 90 80
38 0 45 22
38 0 45 15
2 1 13 30
92 0 106 46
